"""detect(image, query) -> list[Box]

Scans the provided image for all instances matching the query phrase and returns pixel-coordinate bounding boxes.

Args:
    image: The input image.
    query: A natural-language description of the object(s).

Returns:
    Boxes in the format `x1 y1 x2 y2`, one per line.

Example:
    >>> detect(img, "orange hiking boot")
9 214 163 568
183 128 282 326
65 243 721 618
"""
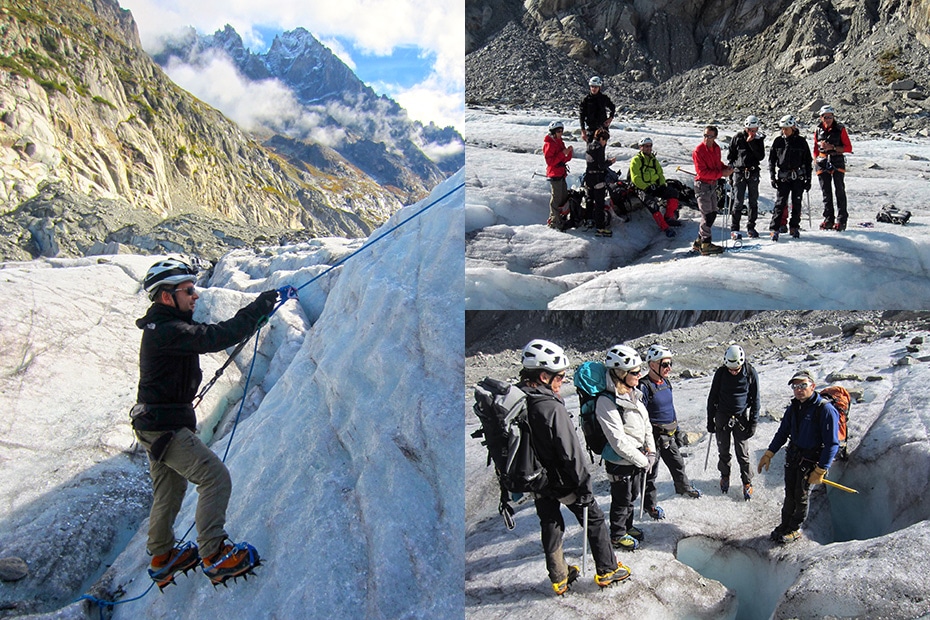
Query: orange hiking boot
201 540 261 587
148 541 200 589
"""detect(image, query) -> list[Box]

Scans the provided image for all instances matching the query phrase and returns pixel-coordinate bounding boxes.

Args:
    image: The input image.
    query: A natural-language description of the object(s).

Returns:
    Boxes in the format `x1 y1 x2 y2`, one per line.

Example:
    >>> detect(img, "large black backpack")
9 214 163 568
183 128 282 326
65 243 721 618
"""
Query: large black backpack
472 378 549 526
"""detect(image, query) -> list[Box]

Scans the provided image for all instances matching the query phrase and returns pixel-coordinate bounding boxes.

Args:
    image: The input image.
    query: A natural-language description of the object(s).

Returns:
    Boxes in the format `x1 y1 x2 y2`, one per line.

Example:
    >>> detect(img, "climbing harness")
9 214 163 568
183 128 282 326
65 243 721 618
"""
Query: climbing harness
78 180 464 617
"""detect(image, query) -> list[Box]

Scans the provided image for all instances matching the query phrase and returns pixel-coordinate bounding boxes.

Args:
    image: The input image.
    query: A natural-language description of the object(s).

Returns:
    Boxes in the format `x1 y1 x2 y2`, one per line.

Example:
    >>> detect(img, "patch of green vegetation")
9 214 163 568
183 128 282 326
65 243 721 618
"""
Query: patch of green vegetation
129 94 155 126
877 46 901 63
261 186 287 200
92 95 117 109
877 46 907 85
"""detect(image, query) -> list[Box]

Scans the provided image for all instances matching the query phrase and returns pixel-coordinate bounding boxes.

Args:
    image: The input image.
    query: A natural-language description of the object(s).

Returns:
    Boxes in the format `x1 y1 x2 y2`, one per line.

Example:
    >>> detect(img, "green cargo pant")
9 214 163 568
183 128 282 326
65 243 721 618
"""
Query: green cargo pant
135 427 230 560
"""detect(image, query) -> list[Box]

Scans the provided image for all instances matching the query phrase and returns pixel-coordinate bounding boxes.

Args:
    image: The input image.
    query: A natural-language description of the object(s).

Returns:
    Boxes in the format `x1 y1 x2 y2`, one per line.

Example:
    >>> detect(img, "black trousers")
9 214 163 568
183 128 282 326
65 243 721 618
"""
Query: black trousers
535 494 617 582
645 427 691 510
770 178 804 231
731 168 759 231
606 463 643 539
778 449 817 533
819 169 847 224
714 413 753 485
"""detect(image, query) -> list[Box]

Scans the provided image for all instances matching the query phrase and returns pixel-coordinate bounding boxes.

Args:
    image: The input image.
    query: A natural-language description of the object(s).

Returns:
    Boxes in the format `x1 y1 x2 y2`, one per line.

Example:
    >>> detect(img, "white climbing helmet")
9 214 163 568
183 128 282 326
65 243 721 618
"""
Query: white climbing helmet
521 339 570 372
724 344 745 369
548 120 564 132
744 115 760 128
606 344 642 372
778 114 797 129
644 344 673 364
143 258 197 299
638 136 653 147
818 105 835 116
589 76 603 87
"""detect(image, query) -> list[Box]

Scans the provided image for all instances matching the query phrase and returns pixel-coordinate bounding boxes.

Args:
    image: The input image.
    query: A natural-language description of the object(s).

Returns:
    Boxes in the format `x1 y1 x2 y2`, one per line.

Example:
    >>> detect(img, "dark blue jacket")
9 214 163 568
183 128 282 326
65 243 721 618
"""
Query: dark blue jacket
767 392 840 470
707 364 760 426
639 378 676 426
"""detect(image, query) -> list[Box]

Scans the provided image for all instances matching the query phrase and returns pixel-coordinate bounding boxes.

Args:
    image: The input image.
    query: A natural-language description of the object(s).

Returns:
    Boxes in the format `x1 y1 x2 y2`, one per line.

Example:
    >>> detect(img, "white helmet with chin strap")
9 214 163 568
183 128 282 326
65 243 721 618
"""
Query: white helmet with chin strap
548 120 564 132
744 115 760 128
589 76 603 87
644 344 673 364
724 344 745 369
606 344 642 372
521 339 570 372
143 258 197 300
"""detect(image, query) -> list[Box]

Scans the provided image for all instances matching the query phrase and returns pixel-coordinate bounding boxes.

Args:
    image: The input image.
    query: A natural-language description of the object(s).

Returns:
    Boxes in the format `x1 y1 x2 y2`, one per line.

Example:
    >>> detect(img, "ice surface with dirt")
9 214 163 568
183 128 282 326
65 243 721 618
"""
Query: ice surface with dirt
465 108 930 310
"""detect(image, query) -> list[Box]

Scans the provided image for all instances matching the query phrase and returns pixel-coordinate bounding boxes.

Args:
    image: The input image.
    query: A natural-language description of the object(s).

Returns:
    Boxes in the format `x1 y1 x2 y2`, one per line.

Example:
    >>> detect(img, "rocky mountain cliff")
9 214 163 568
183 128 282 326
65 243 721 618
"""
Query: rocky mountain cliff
0 0 428 262
154 25 463 201
467 0 930 135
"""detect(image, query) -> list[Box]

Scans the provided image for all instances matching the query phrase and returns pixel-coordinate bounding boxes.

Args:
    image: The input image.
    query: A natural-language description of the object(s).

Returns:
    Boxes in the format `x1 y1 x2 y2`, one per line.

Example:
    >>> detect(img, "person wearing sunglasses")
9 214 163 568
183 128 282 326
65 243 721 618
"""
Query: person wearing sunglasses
707 344 760 500
757 370 840 544
691 125 733 255
813 105 853 231
517 340 630 595
132 258 279 587
639 345 702 522
579 75 615 144
595 344 656 552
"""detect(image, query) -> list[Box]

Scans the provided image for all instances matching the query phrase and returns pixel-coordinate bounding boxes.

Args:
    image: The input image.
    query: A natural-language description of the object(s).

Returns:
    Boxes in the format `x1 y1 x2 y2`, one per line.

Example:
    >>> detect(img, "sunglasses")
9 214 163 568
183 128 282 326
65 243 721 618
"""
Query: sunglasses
822 115 834 120
628 368 642 375
553 372 567 380
660 361 673 369
703 134 715 138
173 285 197 296
791 382 811 390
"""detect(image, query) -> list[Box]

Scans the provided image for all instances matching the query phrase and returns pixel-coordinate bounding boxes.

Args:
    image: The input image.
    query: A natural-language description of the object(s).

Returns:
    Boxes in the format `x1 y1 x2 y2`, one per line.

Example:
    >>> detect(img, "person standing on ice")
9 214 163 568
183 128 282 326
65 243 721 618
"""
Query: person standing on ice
517 339 631 595
628 137 681 238
543 120 574 229
594 345 655 551
579 76 615 144
585 128 616 237
727 115 766 239
813 105 853 231
707 344 760 501
132 258 278 588
768 115 813 241
691 125 733 255
758 369 839 544
638 344 702 518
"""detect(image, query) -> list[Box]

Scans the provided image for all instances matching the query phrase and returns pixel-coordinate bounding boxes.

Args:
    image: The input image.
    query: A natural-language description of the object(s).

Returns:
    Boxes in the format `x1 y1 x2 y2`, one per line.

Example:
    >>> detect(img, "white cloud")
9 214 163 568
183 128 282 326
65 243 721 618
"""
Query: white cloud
384 75 464 133
318 38 357 71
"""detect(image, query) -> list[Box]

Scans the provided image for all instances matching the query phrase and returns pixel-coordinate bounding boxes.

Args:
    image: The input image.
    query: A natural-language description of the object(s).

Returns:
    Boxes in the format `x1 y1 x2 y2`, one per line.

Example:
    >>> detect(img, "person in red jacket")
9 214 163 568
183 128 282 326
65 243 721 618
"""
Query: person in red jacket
691 126 733 255
812 105 853 231
544 121 574 229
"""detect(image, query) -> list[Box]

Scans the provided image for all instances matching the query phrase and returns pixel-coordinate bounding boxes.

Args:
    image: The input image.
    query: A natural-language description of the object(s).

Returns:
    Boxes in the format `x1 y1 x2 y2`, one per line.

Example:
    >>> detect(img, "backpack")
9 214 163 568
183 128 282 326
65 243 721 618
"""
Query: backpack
471 378 548 497
574 361 612 461
666 178 696 208
876 204 910 225
819 385 850 458
558 188 587 230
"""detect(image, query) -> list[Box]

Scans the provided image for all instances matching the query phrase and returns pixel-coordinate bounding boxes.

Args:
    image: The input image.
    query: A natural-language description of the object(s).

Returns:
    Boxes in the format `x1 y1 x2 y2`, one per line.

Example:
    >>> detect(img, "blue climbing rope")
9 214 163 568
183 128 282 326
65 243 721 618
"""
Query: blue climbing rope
77 180 463 615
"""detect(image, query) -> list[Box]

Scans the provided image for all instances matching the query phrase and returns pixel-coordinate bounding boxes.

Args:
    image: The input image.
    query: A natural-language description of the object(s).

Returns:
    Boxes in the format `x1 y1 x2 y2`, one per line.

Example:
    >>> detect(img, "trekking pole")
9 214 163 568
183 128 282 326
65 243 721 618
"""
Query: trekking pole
639 469 647 519
582 505 589 576
704 434 713 472
806 189 812 229
823 478 859 494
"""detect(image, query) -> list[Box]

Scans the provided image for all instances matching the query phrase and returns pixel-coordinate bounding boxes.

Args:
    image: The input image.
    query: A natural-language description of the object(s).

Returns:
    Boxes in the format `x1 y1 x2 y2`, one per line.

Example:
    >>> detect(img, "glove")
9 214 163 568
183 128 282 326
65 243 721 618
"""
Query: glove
646 452 657 470
577 492 596 508
277 285 299 301
746 423 756 438
803 179 811 191
808 466 827 485
757 450 775 473
770 179 777 189
707 421 715 434
256 289 278 314
648 184 657 192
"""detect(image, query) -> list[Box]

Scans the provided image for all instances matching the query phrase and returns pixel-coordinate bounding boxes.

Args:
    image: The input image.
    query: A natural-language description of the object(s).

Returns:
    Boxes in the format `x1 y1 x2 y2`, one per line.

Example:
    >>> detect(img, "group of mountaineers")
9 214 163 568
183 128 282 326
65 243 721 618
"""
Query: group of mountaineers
473 338 844 596
543 76 853 255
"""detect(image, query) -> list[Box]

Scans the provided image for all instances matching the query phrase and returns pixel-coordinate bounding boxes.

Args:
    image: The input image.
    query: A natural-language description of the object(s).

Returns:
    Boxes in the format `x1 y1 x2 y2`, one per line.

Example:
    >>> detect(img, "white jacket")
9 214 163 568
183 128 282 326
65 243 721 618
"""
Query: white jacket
594 384 655 469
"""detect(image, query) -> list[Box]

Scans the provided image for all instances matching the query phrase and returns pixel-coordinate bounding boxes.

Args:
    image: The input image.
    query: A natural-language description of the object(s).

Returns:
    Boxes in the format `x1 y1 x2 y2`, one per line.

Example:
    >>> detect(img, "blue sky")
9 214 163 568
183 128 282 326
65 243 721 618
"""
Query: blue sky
119 0 463 132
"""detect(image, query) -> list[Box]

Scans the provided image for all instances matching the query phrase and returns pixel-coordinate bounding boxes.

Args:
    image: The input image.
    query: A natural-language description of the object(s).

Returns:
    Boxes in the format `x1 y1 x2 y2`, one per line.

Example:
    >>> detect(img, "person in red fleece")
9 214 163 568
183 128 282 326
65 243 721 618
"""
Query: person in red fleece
691 126 733 255
543 120 574 229
812 105 853 231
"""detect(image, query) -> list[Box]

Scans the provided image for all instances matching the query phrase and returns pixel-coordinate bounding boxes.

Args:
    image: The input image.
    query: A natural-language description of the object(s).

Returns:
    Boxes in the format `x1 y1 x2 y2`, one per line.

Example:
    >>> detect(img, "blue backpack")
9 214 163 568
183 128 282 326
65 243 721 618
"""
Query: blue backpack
575 361 612 460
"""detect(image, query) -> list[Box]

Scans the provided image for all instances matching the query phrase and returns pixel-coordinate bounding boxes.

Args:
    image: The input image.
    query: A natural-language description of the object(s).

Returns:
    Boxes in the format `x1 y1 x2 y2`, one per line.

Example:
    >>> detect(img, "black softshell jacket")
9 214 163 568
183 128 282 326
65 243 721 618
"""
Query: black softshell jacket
133 297 272 432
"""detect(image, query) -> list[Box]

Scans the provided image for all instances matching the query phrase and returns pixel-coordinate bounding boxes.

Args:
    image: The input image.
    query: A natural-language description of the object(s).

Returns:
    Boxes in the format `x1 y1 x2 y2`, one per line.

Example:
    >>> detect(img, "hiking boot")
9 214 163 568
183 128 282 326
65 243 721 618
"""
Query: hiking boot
789 228 800 238
820 219 835 230
743 483 753 501
769 527 784 542
626 526 645 542
692 238 703 251
720 476 730 494
552 564 580 595
646 505 666 520
835 221 847 231
148 541 200 589
595 228 613 237
611 534 640 551
770 231 779 242
731 231 742 240
679 485 702 498
595 561 631 587
201 541 261 586
779 530 802 544
779 225 788 233
664 228 676 238
699 241 724 255
747 228 759 239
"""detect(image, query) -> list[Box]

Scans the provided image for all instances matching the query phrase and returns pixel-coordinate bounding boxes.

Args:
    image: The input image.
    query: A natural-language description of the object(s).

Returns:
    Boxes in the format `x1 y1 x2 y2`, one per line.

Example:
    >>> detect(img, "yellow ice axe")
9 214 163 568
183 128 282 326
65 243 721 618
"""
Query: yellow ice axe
823 478 858 494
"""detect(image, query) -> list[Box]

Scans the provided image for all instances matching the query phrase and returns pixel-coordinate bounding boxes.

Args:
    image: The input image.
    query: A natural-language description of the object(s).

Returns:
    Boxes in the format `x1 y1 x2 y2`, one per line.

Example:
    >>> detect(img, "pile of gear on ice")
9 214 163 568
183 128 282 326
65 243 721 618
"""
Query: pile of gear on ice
472 339 849 596
542 76 911 256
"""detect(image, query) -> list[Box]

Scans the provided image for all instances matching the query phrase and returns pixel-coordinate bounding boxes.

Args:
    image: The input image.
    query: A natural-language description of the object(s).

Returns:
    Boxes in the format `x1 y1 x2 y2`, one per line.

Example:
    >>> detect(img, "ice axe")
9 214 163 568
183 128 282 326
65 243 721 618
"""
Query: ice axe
582 505 589 576
704 433 714 472
676 166 696 177
823 478 859 494
806 189 812 228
